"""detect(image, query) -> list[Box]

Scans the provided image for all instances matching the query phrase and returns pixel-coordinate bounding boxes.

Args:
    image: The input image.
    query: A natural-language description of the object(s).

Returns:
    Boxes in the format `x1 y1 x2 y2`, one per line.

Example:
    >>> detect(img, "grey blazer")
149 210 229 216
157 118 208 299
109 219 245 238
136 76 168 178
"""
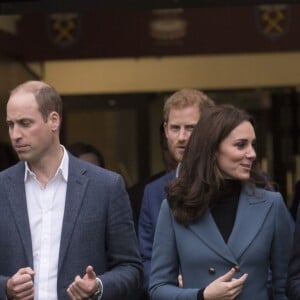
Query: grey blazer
149 184 293 300
0 154 142 300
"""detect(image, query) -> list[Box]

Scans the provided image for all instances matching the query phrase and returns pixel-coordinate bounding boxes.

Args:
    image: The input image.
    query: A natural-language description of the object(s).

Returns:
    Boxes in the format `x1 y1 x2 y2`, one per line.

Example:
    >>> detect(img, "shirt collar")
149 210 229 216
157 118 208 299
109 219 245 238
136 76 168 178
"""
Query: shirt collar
24 145 69 182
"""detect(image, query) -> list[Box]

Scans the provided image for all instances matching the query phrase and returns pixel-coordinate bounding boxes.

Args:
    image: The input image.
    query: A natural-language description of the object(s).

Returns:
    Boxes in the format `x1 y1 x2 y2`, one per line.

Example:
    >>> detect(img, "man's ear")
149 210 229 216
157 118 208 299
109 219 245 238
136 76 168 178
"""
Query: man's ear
48 111 61 131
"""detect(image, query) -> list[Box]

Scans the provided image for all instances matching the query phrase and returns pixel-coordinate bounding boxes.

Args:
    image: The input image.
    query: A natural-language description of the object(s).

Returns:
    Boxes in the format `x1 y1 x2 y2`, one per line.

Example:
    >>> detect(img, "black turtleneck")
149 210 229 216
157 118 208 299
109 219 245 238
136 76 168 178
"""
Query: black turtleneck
197 180 242 300
210 179 241 243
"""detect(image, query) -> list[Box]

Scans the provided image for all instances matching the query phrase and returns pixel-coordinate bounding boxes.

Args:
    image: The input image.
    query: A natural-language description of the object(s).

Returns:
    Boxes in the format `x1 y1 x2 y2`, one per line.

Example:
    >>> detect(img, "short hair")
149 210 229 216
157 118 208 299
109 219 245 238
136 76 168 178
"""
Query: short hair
10 80 63 122
68 142 105 168
163 88 214 122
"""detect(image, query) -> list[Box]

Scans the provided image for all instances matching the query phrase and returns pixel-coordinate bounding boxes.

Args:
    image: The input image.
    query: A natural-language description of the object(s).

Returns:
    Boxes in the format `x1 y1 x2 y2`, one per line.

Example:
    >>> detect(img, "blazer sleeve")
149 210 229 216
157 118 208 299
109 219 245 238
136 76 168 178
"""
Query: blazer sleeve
0 275 9 300
270 192 294 299
149 199 199 300
98 174 143 300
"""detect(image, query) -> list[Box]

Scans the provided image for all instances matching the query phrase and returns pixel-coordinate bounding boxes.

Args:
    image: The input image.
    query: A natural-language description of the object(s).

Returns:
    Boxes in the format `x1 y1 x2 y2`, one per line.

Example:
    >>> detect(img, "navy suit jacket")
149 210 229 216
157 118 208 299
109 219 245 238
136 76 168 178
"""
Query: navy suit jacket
138 170 175 289
0 155 142 300
150 184 294 300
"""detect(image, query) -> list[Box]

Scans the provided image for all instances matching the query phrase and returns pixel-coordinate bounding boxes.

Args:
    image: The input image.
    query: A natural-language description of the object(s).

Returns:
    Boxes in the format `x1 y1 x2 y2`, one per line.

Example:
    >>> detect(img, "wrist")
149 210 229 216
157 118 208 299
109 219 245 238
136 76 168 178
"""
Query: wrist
89 278 102 300
6 278 13 300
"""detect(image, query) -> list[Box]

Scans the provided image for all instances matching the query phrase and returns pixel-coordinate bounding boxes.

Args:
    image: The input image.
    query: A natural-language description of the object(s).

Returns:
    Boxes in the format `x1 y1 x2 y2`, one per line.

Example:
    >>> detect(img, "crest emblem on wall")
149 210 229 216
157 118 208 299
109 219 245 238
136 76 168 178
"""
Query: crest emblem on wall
256 5 290 40
47 13 81 47
149 9 187 45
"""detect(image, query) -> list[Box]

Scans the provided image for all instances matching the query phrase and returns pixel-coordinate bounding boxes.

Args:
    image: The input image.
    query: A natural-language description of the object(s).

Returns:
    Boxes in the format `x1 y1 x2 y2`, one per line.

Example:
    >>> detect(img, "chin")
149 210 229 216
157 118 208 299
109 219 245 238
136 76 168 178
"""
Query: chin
239 175 250 180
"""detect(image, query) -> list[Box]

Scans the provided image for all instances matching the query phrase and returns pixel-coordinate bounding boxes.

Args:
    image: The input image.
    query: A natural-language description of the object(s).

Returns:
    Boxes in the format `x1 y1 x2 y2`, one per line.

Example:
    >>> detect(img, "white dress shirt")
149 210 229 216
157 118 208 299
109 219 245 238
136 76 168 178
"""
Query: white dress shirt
25 147 68 300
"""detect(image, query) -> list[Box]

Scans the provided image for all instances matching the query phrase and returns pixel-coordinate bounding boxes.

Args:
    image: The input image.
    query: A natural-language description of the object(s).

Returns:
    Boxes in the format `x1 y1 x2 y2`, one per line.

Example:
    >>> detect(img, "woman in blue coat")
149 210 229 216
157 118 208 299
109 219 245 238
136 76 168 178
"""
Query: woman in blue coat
149 104 293 300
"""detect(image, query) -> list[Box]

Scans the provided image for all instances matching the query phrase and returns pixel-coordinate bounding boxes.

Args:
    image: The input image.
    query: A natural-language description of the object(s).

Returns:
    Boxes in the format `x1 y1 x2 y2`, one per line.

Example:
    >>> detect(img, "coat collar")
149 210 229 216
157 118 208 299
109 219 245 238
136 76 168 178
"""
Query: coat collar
188 184 272 264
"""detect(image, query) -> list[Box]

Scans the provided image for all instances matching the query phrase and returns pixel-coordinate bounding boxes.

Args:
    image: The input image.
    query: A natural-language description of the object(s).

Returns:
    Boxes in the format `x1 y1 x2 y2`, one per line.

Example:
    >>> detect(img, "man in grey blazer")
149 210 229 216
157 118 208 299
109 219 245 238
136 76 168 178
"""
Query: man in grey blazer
0 80 142 300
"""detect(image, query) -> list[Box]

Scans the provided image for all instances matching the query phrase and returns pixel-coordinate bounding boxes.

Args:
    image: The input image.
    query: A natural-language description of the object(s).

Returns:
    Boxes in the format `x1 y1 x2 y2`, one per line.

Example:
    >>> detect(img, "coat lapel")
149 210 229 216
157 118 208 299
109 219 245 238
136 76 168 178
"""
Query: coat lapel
189 210 238 265
188 184 272 265
5 163 33 267
58 157 89 273
227 185 272 259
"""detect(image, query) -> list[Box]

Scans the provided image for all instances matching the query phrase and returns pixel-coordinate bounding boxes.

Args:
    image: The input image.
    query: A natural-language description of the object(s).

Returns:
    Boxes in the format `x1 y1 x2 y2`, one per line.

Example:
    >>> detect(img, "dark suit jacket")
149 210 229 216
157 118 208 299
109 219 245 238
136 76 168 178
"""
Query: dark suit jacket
138 170 175 289
150 184 294 300
0 155 142 300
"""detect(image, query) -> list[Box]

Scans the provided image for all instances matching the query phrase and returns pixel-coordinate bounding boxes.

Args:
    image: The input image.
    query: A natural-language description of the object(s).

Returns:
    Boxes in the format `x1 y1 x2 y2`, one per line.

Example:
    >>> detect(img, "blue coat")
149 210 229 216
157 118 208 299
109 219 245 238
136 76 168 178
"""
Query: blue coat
0 155 142 300
138 171 175 288
149 184 293 300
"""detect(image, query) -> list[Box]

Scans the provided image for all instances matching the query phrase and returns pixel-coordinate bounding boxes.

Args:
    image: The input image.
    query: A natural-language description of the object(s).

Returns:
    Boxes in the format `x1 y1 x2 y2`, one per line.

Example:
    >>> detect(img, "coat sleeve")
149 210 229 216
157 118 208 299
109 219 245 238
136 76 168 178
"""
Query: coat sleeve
98 174 143 300
270 193 294 299
149 199 199 300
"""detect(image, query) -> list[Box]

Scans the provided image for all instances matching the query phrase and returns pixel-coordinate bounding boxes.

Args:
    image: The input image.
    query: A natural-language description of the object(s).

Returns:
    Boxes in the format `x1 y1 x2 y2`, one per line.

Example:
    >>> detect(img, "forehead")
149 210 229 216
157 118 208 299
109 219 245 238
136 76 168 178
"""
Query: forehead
224 121 255 140
168 105 200 124
7 91 38 114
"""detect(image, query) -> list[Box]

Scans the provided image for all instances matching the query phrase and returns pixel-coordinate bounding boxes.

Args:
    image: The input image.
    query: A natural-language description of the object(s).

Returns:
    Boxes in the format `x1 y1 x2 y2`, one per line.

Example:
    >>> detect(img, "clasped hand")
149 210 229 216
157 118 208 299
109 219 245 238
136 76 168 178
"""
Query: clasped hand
67 265 100 300
203 268 248 300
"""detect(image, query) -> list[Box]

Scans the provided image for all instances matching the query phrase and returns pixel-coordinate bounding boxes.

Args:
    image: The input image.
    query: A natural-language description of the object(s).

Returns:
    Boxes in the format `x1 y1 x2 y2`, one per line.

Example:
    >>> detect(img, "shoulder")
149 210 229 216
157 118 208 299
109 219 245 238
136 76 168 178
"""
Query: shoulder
144 171 175 192
243 183 283 202
69 155 124 187
0 161 24 179
244 185 291 217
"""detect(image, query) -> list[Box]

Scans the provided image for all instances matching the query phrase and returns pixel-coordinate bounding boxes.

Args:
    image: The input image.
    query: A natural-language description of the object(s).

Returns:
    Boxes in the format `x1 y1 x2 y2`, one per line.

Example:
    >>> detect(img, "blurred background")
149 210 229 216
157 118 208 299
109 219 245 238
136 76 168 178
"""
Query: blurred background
0 1 300 206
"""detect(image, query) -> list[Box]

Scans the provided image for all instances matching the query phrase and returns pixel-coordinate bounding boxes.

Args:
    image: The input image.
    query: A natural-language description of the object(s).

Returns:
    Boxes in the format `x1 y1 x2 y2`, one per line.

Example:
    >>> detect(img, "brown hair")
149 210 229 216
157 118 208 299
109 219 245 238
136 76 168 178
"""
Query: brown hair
163 88 214 122
166 104 267 225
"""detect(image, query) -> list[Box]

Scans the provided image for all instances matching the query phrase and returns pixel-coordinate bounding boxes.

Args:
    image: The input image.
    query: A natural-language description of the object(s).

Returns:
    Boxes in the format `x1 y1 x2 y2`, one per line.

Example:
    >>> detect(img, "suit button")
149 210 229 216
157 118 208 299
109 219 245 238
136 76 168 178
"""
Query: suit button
208 267 216 275
234 265 240 272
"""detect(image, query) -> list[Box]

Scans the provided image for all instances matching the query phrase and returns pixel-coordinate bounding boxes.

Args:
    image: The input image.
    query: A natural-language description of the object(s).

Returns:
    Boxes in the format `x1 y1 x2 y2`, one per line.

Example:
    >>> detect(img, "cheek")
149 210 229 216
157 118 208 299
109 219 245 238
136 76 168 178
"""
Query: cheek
216 152 238 170
167 134 177 145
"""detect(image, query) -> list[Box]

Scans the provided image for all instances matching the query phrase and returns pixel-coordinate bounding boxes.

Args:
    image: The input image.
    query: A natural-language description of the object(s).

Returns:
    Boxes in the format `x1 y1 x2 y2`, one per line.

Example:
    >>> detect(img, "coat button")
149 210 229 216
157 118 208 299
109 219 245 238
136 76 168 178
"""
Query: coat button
208 267 216 275
234 265 240 272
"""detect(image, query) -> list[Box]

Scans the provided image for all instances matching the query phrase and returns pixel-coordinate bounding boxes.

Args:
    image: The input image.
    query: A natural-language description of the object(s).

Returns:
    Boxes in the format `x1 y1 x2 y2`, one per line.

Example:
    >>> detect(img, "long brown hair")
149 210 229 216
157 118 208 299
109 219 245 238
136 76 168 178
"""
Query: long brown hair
166 104 267 225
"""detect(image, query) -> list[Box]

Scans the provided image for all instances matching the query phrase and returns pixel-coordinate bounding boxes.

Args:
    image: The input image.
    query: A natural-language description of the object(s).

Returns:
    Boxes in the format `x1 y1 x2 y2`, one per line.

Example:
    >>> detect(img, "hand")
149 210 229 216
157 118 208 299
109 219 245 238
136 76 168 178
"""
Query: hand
67 265 100 300
203 268 248 300
6 267 34 300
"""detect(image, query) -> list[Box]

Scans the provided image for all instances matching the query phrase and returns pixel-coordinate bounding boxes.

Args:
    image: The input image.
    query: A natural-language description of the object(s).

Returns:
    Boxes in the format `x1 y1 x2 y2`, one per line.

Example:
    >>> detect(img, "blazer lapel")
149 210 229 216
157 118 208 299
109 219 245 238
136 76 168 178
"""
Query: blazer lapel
58 158 89 273
189 211 238 265
227 185 272 260
5 163 33 267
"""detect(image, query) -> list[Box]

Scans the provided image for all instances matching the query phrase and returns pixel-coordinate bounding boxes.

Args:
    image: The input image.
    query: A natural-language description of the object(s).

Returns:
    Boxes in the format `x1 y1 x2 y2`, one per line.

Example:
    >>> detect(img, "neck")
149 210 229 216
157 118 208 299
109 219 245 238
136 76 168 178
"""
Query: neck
28 145 64 186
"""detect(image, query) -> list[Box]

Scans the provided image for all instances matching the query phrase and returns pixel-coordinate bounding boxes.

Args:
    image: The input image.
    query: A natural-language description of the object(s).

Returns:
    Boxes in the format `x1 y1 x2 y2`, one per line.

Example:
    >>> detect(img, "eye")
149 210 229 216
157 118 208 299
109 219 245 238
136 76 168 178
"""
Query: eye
186 125 195 132
235 141 247 149
170 125 180 132
20 120 32 127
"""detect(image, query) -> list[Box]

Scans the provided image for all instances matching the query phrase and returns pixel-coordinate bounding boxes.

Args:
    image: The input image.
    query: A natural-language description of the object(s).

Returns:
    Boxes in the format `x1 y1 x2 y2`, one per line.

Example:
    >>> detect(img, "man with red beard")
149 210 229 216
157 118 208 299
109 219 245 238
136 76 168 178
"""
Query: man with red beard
138 89 214 297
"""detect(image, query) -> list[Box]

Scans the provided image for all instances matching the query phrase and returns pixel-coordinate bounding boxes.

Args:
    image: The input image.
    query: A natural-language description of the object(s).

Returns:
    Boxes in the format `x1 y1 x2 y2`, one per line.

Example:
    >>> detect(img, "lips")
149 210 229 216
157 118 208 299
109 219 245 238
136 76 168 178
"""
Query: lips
14 145 29 152
241 164 251 171
177 146 186 151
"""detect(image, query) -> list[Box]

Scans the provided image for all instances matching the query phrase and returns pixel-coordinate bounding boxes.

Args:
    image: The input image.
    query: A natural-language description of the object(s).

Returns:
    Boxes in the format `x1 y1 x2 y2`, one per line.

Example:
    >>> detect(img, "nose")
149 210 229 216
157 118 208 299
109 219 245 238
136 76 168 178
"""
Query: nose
9 126 22 141
178 128 189 141
246 145 256 160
